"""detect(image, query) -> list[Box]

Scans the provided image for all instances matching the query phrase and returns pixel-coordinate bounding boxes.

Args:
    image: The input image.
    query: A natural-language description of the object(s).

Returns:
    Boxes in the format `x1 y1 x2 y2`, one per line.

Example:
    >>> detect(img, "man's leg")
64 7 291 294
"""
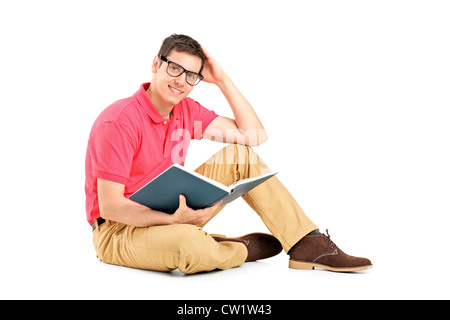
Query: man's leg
93 221 247 275
195 144 372 272
194 143 318 253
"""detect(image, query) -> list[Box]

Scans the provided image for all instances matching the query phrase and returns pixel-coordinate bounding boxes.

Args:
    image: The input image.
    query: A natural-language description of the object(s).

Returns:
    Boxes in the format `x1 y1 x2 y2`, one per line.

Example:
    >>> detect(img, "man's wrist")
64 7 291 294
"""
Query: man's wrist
216 73 232 90
167 213 178 225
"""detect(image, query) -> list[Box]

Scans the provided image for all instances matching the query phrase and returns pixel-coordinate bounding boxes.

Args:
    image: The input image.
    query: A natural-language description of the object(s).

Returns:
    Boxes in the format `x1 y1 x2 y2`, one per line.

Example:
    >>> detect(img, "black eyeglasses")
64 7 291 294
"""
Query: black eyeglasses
159 55 204 86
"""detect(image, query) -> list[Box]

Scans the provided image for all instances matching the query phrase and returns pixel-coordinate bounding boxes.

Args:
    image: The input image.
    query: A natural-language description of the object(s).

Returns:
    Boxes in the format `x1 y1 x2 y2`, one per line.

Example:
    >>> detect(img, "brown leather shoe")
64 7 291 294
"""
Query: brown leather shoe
212 233 283 262
289 230 372 272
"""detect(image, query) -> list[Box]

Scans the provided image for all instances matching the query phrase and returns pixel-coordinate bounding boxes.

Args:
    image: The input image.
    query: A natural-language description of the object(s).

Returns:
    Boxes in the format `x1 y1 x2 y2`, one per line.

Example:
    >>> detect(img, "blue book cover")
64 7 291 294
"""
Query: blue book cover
129 163 277 214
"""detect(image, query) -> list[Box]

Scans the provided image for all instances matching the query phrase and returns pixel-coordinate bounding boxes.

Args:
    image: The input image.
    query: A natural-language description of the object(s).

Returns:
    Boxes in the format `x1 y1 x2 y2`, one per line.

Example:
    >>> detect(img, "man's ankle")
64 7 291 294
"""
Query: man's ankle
288 229 320 255
307 229 321 236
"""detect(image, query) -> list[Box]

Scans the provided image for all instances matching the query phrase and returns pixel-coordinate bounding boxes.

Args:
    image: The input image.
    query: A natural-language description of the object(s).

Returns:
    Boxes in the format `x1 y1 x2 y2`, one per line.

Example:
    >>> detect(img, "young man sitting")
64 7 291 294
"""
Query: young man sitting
85 34 372 274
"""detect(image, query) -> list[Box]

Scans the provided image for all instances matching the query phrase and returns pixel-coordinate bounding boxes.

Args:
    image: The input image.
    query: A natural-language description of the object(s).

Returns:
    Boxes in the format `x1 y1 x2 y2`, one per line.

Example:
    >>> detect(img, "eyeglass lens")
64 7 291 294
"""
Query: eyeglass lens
166 61 202 86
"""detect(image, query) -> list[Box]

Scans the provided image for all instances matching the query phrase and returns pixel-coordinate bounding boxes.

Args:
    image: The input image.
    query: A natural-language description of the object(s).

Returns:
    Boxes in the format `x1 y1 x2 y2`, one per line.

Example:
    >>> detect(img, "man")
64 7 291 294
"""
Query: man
85 34 372 274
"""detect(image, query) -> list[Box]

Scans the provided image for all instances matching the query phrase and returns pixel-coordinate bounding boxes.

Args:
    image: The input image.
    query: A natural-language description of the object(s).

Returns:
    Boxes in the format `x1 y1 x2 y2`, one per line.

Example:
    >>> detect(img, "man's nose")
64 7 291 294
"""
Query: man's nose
174 72 186 86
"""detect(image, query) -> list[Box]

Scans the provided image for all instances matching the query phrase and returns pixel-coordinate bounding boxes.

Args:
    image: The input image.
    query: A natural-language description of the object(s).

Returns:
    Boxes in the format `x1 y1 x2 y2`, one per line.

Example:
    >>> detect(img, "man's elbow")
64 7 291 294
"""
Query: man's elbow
257 131 269 145
97 178 126 221
98 197 121 221
99 203 113 221
247 130 268 146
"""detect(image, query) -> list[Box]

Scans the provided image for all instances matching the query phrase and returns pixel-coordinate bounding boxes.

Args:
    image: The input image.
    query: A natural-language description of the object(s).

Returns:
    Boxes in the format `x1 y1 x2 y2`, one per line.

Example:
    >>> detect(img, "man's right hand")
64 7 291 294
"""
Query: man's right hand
172 194 222 225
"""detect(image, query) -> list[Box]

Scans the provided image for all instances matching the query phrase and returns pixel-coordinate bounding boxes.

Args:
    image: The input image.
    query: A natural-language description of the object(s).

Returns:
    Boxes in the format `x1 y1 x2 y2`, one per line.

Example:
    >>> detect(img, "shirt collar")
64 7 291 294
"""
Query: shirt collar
135 83 179 124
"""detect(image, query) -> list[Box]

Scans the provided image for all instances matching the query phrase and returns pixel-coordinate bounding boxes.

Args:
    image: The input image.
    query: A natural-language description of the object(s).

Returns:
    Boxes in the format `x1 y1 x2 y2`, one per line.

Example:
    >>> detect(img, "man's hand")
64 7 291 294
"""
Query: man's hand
201 47 227 85
172 194 222 225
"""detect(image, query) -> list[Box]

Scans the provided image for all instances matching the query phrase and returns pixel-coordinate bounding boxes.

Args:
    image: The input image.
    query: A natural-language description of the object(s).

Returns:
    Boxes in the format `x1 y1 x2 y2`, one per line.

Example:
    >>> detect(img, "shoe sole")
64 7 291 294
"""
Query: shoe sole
289 259 373 272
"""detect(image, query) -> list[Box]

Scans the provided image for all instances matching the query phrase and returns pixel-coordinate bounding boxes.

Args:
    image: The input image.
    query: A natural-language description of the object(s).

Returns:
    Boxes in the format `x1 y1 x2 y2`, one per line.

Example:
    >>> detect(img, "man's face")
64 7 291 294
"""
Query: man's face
151 50 202 107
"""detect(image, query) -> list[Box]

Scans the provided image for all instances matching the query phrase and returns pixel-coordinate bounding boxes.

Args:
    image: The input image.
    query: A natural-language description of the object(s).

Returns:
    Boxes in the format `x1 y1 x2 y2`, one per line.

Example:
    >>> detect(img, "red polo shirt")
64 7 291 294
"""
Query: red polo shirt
85 83 218 225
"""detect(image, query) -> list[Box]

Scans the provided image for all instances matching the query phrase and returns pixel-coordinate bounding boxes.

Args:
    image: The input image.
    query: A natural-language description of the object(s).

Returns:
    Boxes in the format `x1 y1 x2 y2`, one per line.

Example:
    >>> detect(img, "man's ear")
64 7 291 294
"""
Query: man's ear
151 55 160 73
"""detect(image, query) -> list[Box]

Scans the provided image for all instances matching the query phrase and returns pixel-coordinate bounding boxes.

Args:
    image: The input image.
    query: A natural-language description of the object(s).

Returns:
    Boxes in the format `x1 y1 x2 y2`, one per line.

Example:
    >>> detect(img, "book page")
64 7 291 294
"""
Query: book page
228 171 277 190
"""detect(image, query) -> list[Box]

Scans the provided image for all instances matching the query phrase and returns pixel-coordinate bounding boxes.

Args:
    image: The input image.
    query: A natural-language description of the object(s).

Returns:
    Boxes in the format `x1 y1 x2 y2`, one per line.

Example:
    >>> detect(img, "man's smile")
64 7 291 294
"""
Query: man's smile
168 85 184 95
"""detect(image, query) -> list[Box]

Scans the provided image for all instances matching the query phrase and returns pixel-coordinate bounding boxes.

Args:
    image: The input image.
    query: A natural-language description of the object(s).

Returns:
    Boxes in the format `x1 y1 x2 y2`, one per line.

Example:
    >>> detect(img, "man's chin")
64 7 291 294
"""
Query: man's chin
167 97 183 106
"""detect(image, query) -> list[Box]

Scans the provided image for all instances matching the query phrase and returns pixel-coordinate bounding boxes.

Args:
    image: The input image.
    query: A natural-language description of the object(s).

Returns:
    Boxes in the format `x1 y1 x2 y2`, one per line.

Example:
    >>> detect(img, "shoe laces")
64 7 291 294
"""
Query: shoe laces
324 229 336 254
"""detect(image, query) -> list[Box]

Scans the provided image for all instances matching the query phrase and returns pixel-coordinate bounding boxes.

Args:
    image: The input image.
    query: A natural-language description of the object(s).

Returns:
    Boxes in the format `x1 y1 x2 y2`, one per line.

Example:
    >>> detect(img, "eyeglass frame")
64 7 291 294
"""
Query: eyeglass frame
159 55 204 86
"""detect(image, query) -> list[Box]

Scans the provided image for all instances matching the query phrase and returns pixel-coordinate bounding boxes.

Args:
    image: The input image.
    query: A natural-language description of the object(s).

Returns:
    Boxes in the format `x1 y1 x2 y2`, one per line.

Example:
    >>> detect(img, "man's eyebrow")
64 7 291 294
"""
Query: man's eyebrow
167 57 201 74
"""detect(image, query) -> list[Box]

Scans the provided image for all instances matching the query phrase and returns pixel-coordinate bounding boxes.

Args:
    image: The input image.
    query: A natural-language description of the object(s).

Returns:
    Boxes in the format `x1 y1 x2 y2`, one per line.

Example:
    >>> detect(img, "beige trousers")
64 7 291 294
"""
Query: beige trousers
92 144 317 274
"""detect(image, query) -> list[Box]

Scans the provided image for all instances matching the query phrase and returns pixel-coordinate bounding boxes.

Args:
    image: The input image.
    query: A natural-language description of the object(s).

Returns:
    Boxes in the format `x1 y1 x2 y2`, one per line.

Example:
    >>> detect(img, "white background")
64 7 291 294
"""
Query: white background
1 0 449 300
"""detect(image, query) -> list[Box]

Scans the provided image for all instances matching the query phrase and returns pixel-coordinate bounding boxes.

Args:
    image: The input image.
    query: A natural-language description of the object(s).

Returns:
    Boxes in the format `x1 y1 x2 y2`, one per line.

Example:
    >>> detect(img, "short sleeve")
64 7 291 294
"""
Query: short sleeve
190 100 219 140
88 121 136 185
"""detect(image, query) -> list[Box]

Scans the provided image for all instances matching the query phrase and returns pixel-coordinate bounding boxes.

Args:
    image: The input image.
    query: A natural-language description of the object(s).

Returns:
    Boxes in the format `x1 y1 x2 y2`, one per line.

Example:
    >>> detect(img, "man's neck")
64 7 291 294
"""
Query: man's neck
146 86 173 119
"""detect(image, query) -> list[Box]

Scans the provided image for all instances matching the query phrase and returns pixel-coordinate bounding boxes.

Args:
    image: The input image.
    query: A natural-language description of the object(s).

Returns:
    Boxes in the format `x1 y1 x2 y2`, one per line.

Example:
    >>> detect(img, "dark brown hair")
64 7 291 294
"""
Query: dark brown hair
157 34 206 73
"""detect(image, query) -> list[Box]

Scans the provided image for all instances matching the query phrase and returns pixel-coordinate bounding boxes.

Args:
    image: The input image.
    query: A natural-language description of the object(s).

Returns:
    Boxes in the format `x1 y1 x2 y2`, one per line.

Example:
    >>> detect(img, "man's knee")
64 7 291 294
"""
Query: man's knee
221 143 257 165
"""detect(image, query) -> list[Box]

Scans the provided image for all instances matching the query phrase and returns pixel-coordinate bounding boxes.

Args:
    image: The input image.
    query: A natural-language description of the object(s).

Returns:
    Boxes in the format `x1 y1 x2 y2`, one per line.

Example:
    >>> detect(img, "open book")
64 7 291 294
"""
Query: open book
129 163 277 214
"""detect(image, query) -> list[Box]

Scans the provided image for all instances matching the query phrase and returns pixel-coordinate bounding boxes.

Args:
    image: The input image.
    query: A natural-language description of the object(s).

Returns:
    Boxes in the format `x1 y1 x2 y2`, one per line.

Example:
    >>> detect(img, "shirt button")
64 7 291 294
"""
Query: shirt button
163 121 167 125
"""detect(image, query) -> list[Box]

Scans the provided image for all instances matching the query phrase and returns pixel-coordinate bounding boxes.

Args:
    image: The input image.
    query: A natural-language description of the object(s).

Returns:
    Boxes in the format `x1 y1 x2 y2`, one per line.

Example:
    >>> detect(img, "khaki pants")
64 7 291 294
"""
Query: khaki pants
93 144 317 274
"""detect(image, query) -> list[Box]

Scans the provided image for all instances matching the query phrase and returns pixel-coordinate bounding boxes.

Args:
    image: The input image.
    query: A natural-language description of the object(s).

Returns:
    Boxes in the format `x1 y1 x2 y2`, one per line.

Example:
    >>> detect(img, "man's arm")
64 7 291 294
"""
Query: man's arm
201 48 268 146
97 178 220 227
